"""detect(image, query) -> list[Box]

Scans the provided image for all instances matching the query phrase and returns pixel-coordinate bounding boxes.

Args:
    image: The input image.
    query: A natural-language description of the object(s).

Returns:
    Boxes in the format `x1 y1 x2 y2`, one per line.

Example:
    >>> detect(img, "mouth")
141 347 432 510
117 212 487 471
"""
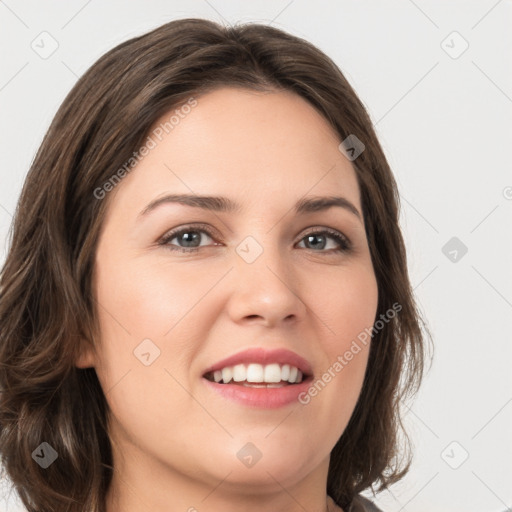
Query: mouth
201 347 313 408
203 362 309 387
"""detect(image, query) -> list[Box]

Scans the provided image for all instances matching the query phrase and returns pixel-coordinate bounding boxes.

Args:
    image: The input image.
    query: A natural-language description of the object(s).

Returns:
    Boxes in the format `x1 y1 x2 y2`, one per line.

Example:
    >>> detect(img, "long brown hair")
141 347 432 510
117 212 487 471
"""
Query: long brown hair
0 18 432 511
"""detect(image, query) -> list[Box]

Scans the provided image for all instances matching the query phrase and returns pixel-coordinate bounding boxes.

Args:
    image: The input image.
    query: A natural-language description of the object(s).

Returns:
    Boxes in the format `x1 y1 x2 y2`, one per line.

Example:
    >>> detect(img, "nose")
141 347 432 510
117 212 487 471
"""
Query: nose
226 236 306 328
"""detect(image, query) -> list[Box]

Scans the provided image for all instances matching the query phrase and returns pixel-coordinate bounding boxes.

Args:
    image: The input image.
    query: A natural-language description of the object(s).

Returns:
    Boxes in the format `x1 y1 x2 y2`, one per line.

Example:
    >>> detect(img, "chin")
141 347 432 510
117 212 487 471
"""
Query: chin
202 437 323 488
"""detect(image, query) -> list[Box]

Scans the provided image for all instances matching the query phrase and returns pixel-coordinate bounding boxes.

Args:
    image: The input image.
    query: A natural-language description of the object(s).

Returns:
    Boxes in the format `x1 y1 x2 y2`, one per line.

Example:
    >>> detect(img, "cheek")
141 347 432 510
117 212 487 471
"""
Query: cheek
91 254 208 453
300 262 377 421
93 250 218 369
314 261 379 354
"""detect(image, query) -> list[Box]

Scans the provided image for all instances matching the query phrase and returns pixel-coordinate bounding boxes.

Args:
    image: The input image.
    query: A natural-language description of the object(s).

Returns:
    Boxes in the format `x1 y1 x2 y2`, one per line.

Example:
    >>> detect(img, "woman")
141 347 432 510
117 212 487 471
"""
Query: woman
0 18 431 512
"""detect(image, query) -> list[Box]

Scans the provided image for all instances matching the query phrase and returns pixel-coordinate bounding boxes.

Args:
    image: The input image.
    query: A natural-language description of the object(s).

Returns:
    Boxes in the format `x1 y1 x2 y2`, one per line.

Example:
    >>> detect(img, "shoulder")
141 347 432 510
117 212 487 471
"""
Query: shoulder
348 494 385 512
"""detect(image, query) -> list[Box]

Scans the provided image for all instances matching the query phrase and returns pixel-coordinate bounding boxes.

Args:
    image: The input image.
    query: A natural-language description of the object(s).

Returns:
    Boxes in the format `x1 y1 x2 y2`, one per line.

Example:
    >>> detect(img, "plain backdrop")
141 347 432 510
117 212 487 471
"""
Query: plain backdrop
1 1 511 511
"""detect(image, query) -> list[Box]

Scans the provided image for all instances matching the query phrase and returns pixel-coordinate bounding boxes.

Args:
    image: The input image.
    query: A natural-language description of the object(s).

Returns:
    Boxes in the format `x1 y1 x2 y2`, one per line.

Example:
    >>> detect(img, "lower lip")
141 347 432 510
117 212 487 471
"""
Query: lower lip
202 377 312 409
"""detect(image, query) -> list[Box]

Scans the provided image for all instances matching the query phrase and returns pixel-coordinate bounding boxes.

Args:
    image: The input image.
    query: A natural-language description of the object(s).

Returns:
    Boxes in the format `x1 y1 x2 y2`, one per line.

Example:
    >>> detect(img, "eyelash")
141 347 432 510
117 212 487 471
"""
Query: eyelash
158 224 352 255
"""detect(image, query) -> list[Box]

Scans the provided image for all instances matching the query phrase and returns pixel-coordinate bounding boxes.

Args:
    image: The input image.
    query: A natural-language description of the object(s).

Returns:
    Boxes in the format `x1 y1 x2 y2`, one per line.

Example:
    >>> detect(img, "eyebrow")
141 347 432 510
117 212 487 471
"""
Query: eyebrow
138 193 362 221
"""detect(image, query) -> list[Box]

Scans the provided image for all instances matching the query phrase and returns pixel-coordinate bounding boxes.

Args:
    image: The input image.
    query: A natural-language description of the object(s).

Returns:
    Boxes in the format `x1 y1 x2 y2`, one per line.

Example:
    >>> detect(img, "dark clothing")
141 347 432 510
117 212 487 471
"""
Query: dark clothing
348 494 384 512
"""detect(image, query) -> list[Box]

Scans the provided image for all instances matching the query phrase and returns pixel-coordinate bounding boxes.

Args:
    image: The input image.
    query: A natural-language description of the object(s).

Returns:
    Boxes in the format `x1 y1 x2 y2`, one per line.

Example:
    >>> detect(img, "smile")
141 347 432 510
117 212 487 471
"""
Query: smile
201 347 314 408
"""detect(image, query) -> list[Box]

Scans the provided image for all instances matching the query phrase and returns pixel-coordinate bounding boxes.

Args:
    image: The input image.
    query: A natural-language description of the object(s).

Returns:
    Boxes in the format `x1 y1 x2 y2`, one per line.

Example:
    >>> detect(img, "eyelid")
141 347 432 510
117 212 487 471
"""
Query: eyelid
159 223 218 242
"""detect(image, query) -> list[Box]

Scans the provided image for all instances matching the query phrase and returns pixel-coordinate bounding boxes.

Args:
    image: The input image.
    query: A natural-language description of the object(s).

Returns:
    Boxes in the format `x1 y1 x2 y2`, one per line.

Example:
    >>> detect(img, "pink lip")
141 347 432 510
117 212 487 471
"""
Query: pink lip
203 347 313 377
203 377 313 409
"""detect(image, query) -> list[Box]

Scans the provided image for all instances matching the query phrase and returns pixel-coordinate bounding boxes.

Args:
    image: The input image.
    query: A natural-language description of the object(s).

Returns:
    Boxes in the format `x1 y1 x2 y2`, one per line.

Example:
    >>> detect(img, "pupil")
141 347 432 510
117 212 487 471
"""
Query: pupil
180 231 200 247
307 234 326 250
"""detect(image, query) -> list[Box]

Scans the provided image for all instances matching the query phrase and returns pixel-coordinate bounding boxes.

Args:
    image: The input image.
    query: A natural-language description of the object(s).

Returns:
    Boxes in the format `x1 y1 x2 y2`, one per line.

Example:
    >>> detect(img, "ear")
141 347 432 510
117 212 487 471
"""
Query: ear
75 341 97 369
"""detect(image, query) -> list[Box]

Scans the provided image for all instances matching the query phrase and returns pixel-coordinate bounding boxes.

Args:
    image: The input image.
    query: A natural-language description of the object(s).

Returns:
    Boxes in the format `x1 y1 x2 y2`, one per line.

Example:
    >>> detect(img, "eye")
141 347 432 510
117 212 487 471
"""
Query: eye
159 224 217 253
297 228 352 253
158 224 352 254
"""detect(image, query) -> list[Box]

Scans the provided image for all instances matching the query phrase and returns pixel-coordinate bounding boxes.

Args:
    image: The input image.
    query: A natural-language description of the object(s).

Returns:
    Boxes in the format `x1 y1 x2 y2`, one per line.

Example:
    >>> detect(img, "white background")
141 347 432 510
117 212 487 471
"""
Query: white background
1 1 511 511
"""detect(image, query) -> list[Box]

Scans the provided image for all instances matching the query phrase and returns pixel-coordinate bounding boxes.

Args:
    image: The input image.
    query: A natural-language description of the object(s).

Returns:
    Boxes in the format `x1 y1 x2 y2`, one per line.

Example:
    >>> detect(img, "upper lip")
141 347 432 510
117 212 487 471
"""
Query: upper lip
203 347 313 377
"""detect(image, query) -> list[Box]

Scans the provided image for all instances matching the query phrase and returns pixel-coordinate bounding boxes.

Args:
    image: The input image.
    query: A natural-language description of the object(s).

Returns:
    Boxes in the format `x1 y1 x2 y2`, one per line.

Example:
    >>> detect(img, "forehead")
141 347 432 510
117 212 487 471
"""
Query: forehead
107 86 361 217
154 86 342 162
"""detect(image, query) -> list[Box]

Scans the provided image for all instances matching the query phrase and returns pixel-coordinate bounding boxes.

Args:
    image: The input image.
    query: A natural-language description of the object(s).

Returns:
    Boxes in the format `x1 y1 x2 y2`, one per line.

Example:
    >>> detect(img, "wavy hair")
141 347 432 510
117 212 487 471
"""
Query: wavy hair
0 18 432 511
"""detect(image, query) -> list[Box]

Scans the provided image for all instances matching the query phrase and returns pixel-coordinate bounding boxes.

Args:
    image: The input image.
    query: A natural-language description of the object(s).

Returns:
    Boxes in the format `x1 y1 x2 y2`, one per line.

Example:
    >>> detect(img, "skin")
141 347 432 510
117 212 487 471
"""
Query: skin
76 87 379 512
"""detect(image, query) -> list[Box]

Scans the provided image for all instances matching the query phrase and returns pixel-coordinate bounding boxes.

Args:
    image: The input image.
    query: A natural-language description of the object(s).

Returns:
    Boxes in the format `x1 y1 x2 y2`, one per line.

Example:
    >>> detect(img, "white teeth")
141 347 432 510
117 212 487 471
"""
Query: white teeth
264 363 282 383
208 363 305 384
246 363 264 382
221 367 233 384
281 364 290 381
232 364 246 382
288 366 298 384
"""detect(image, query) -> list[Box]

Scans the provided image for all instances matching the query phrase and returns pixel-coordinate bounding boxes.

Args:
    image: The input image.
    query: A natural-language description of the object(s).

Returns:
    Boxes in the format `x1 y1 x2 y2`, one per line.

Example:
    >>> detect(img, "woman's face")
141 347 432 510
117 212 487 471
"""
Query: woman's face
77 87 378 507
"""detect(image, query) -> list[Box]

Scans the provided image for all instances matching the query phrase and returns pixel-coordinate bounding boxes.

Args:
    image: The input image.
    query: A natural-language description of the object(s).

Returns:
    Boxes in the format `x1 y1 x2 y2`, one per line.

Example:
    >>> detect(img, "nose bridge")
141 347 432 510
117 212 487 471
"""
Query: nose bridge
228 229 304 324
235 228 285 278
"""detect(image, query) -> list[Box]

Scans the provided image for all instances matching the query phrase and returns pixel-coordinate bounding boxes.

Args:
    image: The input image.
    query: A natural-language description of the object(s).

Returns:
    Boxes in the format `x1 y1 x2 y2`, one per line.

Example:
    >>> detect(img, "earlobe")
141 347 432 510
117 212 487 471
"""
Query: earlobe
75 343 97 369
